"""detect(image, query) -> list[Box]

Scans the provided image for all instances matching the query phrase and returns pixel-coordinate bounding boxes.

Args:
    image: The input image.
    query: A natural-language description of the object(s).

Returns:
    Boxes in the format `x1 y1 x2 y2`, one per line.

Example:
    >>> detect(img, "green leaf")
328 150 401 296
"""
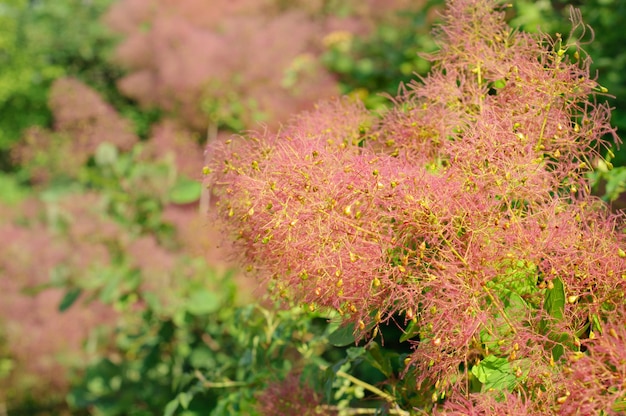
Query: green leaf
164 398 179 416
544 277 565 320
575 320 590 339
346 347 366 361
143 291 163 313
59 287 82 312
185 289 220 315
493 78 507 89
603 167 626 201
551 333 569 361
400 319 420 342
189 346 216 370
178 392 192 409
0 173 28 205
365 342 393 377
540 277 569 360
613 398 626 413
471 355 517 392
328 324 356 347
503 292 529 321
591 313 603 335
169 176 202 204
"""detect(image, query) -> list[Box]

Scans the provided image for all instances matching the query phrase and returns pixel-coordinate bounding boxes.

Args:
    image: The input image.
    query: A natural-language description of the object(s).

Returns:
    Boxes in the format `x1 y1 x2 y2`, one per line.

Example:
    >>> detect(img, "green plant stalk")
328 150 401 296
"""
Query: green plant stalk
335 370 409 416
195 370 251 389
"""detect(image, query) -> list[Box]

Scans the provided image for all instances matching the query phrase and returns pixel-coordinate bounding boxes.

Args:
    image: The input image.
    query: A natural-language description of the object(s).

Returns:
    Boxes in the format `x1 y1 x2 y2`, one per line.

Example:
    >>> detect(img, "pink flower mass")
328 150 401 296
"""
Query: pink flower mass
207 0 626 412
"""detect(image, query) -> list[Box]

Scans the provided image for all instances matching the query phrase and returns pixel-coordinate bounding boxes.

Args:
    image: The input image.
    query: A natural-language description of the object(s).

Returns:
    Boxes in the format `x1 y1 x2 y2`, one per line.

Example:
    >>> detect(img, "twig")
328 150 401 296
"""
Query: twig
195 370 250 388
335 370 410 416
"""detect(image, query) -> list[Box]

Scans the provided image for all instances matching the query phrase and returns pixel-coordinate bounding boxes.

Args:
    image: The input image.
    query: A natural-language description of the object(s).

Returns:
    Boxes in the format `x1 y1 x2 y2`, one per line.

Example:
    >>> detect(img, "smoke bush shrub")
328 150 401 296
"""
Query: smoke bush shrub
0 0 119 162
104 0 426 132
2 78 218 412
207 0 626 413
255 370 336 416
0 136 236 413
0 193 119 408
13 77 138 183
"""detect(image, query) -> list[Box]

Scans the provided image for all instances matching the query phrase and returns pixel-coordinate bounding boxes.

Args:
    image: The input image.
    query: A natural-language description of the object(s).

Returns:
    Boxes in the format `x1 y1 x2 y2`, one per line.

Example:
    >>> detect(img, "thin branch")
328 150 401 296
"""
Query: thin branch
335 370 410 416
195 370 251 388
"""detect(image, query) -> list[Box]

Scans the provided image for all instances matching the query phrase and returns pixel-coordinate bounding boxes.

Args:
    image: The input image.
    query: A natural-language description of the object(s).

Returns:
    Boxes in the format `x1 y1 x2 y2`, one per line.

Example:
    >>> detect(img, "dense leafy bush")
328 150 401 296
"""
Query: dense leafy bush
0 0 125 167
206 0 626 413
0 71 207 412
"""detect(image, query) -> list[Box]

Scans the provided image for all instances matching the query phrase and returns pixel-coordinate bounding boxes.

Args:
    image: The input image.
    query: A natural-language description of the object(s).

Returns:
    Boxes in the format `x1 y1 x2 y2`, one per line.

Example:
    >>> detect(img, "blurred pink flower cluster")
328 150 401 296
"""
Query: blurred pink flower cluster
0 195 117 398
256 371 336 416
13 78 137 182
105 0 425 132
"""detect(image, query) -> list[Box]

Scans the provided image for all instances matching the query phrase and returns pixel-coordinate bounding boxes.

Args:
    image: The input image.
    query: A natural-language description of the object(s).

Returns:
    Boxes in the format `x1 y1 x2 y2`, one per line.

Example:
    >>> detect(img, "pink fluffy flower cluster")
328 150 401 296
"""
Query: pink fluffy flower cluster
207 0 626 412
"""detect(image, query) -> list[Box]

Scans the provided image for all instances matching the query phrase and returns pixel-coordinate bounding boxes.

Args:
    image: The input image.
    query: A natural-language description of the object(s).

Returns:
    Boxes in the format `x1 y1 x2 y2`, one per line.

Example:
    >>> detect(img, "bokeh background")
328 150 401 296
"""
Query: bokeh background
0 0 624 414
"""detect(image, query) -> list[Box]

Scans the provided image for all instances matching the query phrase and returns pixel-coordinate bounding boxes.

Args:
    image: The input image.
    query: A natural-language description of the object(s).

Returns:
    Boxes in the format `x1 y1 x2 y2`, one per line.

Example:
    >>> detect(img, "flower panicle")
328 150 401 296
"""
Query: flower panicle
206 1 625 412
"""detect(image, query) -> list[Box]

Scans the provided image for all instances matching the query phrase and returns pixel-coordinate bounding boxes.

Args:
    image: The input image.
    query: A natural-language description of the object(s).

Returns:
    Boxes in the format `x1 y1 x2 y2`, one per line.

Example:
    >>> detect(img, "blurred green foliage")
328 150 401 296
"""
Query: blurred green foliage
322 1 441 109
67 266 240 415
2 139 200 412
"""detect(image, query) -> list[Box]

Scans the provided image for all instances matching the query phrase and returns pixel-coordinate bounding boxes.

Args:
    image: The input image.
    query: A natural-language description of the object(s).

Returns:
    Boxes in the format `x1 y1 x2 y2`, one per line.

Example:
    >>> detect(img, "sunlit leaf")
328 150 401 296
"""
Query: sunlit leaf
493 78 506 89
471 355 517 392
544 277 565 320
